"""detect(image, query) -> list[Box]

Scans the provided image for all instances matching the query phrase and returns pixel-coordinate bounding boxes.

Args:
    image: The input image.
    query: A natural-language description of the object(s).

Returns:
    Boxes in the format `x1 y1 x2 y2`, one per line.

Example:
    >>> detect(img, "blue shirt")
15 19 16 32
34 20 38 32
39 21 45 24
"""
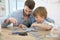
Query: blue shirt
1 9 55 28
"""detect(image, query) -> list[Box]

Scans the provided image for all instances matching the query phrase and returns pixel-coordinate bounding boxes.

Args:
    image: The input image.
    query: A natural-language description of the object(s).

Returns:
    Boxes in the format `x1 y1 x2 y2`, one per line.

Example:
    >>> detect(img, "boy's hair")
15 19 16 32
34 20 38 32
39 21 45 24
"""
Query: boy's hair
33 7 47 19
25 0 35 9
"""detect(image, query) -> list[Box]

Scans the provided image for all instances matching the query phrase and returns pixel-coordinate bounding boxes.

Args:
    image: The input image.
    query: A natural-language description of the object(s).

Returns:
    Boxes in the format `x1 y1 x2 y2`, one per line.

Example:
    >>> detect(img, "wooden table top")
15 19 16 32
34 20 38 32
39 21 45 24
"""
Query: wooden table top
0 28 60 40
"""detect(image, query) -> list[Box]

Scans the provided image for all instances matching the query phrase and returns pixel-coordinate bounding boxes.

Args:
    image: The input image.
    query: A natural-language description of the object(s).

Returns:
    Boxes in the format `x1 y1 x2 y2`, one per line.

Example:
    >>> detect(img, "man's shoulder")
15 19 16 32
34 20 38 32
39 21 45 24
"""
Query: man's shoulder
15 9 23 13
42 20 50 25
11 9 23 15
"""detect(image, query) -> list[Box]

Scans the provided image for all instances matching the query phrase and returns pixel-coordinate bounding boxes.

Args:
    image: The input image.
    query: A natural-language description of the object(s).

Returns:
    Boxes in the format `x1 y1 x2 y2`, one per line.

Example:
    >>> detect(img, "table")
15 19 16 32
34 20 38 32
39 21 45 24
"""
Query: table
1 28 60 40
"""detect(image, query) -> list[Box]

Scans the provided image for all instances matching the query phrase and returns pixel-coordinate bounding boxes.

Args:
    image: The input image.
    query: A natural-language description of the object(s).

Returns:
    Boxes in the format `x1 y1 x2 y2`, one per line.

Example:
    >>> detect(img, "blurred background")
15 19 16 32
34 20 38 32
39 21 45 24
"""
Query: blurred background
0 0 60 25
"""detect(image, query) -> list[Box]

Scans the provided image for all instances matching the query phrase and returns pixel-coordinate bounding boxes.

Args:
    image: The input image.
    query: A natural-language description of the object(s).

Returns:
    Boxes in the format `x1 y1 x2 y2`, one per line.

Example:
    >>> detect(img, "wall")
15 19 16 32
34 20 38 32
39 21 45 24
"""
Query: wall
0 0 60 25
34 0 60 25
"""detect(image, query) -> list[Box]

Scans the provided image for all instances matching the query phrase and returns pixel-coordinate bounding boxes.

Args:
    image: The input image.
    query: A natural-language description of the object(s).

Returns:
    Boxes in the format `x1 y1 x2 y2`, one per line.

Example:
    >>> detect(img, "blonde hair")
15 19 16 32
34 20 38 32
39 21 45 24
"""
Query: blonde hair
33 7 47 19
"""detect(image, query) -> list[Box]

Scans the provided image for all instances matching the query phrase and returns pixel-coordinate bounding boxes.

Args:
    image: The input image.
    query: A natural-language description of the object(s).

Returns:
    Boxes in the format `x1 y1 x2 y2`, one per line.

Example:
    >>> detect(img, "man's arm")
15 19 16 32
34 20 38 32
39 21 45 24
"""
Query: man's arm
1 11 18 28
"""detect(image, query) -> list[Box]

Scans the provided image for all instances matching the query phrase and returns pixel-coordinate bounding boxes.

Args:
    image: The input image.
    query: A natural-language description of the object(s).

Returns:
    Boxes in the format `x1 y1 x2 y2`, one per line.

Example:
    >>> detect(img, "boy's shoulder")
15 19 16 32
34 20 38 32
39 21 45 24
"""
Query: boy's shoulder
32 20 50 24
42 20 50 24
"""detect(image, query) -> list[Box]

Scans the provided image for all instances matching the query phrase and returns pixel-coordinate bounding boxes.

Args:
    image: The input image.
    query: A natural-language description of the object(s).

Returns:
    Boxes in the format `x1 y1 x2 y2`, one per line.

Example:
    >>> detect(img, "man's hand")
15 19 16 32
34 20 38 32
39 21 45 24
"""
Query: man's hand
19 24 27 28
8 17 17 24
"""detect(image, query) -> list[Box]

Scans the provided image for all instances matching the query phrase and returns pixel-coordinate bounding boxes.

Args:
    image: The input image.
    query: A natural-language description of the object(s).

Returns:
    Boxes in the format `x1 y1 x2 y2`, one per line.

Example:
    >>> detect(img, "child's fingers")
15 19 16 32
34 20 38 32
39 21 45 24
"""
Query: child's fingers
19 24 23 28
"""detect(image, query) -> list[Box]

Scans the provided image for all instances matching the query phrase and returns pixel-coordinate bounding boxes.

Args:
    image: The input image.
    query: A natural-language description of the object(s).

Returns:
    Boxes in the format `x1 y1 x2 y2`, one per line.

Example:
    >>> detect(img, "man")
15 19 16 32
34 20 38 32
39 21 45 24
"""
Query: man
2 0 35 28
1 0 54 28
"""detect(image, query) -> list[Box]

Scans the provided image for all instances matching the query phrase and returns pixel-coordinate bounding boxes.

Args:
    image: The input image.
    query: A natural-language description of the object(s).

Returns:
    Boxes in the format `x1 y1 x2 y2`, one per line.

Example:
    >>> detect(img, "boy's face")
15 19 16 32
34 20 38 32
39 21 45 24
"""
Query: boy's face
24 5 32 16
35 15 45 23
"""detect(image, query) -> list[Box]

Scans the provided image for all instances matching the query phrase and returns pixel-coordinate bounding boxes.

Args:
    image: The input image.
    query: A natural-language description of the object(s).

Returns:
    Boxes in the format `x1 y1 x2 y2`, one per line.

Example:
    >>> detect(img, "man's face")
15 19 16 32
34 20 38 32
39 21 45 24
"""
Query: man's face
24 5 32 16
35 15 45 23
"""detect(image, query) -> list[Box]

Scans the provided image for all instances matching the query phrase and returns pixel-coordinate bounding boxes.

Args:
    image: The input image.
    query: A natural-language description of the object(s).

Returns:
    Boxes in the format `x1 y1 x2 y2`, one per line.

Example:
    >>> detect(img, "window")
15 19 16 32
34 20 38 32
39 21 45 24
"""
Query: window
8 0 24 13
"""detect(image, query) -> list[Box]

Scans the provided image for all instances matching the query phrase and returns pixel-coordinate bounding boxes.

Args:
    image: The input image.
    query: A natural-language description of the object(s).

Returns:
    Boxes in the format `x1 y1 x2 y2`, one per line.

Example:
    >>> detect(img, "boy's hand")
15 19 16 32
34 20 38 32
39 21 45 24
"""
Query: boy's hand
31 23 36 27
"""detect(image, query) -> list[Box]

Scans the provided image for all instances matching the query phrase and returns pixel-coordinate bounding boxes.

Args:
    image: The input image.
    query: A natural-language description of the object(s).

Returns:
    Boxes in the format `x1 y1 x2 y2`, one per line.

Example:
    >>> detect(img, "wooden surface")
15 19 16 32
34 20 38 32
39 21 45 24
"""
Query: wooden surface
1 28 60 40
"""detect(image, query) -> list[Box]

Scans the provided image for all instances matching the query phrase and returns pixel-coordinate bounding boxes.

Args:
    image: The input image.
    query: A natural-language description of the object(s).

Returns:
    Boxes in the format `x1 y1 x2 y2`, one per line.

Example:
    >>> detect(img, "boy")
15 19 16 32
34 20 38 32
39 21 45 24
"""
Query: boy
31 7 52 31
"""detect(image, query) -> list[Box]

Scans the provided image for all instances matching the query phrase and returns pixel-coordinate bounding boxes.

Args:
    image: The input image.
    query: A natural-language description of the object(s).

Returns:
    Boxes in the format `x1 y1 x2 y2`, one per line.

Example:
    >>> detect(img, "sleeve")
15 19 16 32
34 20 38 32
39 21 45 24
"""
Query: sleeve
1 11 17 28
45 17 55 23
